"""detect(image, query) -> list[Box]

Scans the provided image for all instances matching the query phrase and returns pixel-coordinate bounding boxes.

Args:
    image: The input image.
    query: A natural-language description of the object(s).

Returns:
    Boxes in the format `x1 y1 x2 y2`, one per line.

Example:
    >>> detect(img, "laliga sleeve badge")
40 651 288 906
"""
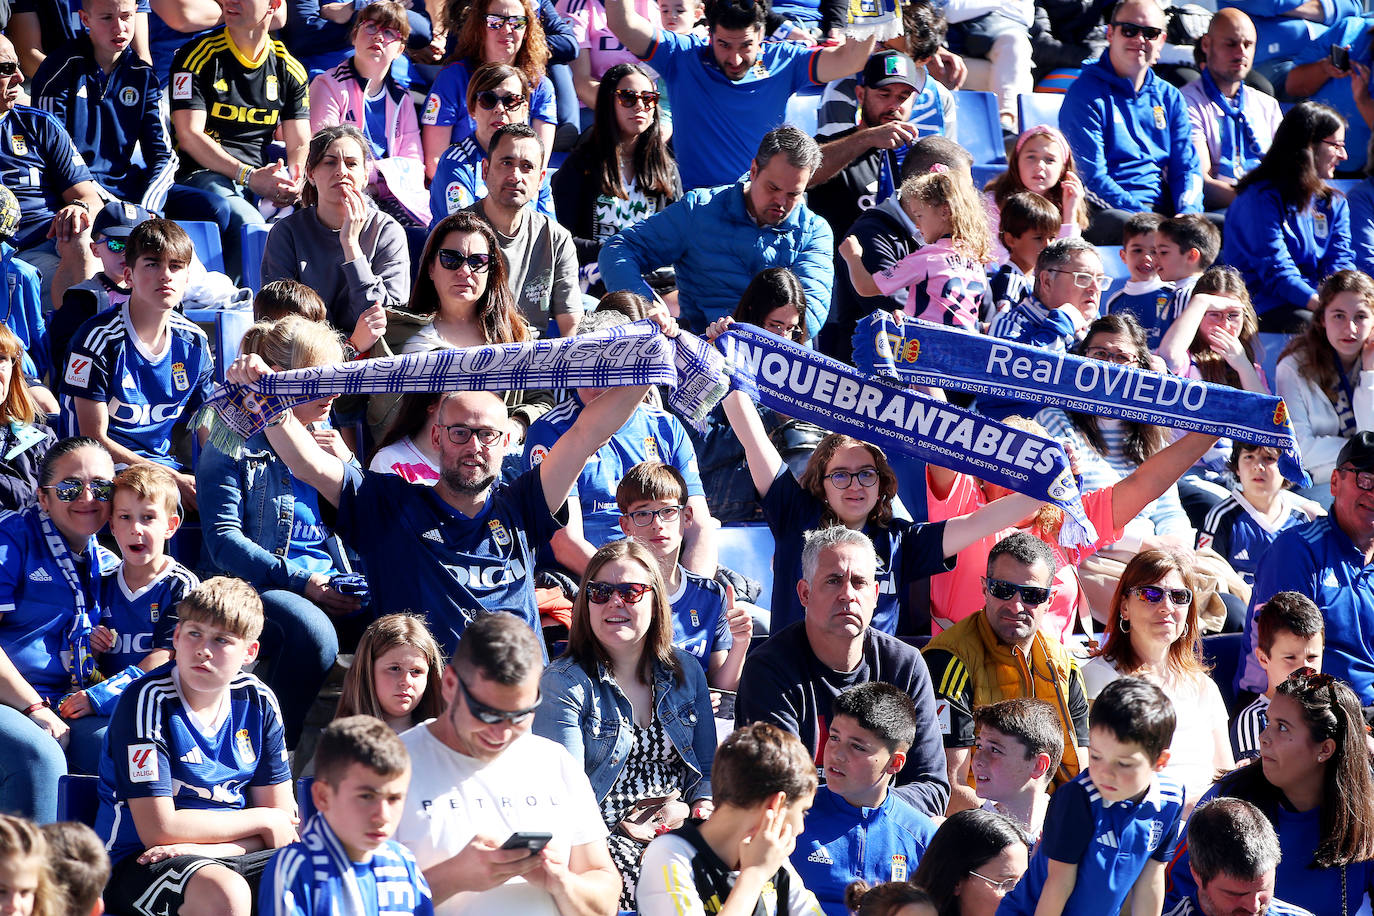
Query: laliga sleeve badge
1153 105 1165 129
128 743 159 783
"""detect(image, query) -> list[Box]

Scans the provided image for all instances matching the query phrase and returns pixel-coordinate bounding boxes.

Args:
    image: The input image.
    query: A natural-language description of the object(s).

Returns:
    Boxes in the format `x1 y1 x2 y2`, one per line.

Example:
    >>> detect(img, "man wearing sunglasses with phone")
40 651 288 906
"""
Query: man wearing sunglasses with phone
1059 0 1203 244
923 533 1091 798
1240 431 1374 711
395 612 621 916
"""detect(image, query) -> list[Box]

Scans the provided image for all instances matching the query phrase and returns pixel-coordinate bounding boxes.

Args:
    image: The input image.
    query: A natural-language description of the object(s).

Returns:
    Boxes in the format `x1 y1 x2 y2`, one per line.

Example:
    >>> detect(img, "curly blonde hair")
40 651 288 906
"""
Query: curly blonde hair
900 169 993 264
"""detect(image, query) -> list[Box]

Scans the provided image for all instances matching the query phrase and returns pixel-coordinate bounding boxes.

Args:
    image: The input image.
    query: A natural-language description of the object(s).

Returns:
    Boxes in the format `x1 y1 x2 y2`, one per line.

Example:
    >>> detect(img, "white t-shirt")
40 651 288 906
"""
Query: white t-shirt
368 437 439 485
636 833 824 916
396 723 608 916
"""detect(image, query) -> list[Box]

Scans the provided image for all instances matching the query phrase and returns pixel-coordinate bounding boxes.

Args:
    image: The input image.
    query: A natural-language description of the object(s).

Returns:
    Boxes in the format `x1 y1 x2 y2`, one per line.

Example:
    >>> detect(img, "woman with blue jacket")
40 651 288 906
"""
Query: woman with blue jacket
1221 101 1356 332
197 316 361 749
534 538 715 910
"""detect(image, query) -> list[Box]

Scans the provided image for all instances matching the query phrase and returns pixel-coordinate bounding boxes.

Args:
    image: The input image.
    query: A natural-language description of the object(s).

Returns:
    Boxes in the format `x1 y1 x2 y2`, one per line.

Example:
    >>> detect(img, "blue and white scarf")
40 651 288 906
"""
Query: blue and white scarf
714 323 1096 547
853 313 1311 487
1198 69 1264 182
39 511 97 693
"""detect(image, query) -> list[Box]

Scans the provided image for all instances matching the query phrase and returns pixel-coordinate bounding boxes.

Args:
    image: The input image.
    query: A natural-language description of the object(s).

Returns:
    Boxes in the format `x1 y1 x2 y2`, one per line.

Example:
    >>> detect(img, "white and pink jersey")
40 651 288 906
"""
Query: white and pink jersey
873 238 988 330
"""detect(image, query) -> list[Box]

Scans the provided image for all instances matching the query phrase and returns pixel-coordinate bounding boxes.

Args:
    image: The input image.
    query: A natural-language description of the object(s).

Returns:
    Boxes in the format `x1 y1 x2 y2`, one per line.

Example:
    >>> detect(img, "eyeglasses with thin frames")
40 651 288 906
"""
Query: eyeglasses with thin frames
1046 268 1111 291
1084 346 1137 365
359 19 403 43
967 870 1020 894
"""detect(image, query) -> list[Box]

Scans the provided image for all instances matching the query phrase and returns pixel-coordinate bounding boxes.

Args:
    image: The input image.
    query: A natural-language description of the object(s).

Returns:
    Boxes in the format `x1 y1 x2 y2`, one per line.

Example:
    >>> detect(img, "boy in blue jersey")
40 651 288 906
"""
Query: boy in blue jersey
1105 213 1173 349
616 460 751 690
95 576 296 916
1198 443 1311 587
262 716 434 916
524 310 717 577
58 464 198 726
791 683 937 916
1230 592 1324 761
60 218 213 510
1155 215 1220 327
998 676 1184 916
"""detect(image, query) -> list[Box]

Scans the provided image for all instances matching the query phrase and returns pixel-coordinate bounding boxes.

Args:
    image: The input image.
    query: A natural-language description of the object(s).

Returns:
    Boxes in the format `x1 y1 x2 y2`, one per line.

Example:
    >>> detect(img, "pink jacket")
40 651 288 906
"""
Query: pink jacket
310 59 429 222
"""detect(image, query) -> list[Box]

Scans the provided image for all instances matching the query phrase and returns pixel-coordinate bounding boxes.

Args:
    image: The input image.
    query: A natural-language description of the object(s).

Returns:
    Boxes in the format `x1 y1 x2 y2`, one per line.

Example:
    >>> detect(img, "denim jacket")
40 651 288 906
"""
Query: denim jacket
195 434 363 592
534 648 715 804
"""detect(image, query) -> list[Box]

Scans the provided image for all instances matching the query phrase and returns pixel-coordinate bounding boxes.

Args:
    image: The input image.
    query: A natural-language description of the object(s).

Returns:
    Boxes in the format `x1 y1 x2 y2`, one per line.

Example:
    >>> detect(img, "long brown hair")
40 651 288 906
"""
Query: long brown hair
1070 314 1170 463
335 613 445 725
301 125 373 208
1279 269 1374 405
408 211 532 344
986 125 1090 230
798 434 899 529
565 540 681 687
591 63 679 201
1093 548 1209 684
1188 266 1259 389
0 323 37 424
447 0 549 89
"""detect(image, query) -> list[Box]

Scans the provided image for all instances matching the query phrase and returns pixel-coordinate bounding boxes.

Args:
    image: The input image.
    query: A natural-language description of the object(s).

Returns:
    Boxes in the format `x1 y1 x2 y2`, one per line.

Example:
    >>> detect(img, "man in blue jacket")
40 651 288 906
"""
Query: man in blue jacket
1060 0 1203 243
598 125 834 338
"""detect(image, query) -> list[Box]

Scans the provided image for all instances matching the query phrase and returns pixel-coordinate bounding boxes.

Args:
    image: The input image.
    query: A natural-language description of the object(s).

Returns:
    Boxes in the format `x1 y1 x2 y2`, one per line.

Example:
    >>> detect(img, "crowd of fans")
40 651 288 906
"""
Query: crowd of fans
2 0 1374 913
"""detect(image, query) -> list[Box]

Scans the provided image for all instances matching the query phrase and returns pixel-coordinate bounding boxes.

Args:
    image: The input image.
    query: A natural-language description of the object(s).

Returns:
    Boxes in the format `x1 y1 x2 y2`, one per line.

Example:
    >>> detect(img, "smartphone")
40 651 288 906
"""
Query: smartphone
500 831 553 853
712 689 737 721
1331 44 1351 72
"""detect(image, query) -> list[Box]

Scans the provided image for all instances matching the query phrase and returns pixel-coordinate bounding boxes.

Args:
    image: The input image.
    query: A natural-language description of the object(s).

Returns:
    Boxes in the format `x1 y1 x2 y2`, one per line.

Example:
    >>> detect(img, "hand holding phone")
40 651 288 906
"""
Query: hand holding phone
500 831 553 854
1332 44 1351 72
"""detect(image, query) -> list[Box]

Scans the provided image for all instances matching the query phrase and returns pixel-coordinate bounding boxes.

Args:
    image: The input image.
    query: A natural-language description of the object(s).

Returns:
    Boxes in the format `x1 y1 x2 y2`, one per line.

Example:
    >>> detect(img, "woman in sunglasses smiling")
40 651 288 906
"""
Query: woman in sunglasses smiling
552 62 680 299
1083 548 1234 807
0 436 120 823
534 539 715 910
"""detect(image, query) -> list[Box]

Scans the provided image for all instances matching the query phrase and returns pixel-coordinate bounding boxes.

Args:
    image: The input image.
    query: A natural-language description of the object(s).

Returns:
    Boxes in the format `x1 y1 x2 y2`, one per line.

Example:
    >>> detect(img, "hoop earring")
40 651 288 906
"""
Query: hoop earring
1119 616 1131 634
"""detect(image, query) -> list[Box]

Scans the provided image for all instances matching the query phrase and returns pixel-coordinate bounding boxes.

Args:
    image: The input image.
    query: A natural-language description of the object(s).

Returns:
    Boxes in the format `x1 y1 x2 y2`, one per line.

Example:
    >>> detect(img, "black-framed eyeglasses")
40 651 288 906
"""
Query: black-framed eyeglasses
475 90 527 112
1047 268 1111 291
967 870 1020 894
436 249 493 272
100 237 127 254
0 61 19 77
1132 585 1193 606
983 577 1052 607
825 468 879 489
1321 138 1348 153
615 89 660 108
359 19 403 43
485 13 528 30
1084 346 1136 365
454 670 541 724
585 581 653 604
441 423 503 445
1111 21 1163 40
1337 466 1374 491
42 478 114 502
624 505 684 527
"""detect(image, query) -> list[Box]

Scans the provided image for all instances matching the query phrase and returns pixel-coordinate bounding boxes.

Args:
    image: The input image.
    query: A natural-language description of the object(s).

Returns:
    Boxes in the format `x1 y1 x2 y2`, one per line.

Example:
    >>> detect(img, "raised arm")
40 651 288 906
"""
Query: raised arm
814 35 878 83
941 492 1045 556
539 384 653 514
603 0 657 59
1110 432 1219 530
721 389 784 498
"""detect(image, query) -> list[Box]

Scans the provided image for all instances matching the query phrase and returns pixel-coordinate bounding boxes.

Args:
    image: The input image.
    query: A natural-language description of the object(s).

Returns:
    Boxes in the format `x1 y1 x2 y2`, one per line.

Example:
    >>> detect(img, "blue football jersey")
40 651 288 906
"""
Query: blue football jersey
668 567 731 673
0 105 94 248
1198 492 1306 586
97 560 198 673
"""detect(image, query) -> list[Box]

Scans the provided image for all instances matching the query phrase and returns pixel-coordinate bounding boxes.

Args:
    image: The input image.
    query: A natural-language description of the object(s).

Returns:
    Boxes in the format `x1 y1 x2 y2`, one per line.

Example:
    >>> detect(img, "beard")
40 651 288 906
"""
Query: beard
442 463 497 495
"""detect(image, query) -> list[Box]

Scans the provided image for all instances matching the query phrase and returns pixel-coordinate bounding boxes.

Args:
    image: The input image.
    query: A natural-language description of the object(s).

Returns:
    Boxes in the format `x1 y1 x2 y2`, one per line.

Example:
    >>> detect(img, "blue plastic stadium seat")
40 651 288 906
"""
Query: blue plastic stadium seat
716 524 775 611
297 775 318 822
1202 632 1247 714
57 773 100 825
241 223 272 294
1256 332 1292 392
1099 245 1129 282
180 220 226 275
785 90 823 140
1017 92 1066 134
1329 177 1362 196
953 90 1007 167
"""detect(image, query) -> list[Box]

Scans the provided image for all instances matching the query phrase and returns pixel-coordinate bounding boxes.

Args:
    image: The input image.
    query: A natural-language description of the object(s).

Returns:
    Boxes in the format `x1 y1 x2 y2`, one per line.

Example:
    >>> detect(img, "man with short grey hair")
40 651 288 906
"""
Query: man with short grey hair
735 526 951 817
1164 797 1313 915
989 237 1105 353
598 125 835 337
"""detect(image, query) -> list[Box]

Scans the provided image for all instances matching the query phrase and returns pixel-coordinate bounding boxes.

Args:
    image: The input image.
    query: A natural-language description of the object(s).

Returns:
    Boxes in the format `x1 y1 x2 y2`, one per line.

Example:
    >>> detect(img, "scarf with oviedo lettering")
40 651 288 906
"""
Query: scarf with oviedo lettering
852 313 1312 487
710 323 1097 548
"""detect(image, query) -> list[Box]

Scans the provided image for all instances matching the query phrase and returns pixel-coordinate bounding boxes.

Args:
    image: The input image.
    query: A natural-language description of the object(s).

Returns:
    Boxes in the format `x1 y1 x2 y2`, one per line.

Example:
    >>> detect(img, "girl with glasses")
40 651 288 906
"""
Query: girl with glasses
533 539 715 910
1221 100 1356 333
0 436 118 822
1166 671 1374 915
1082 548 1234 807
909 808 1031 916
552 62 681 300
0 323 53 513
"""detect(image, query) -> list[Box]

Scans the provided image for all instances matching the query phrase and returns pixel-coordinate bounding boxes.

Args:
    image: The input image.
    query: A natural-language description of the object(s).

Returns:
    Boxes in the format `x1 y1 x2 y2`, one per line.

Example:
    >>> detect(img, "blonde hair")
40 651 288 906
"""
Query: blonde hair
0 815 53 916
900 169 993 263
113 463 181 519
240 315 345 372
177 576 264 643
336 614 445 726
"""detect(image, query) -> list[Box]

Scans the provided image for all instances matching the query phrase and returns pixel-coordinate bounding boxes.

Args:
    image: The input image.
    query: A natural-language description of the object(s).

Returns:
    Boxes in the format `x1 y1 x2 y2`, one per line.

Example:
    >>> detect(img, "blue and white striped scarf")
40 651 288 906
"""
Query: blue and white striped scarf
853 313 1311 487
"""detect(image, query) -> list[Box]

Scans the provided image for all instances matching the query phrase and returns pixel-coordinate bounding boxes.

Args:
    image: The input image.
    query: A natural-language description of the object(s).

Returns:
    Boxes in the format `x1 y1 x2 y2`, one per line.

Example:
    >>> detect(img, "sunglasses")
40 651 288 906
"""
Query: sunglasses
1111 21 1163 40
1132 585 1193 606
360 19 403 43
615 89 660 108
441 423 503 445
983 577 1052 607
100 237 127 254
455 671 540 724
625 505 683 527
585 581 653 604
43 478 114 502
485 13 528 30
825 468 879 489
475 90 527 112
436 249 492 272
0 62 18 77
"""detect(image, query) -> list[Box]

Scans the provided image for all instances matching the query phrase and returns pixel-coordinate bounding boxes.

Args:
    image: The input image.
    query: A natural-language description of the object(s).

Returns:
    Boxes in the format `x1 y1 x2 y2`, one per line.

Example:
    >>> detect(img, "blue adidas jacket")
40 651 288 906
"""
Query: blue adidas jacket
1060 56 1202 214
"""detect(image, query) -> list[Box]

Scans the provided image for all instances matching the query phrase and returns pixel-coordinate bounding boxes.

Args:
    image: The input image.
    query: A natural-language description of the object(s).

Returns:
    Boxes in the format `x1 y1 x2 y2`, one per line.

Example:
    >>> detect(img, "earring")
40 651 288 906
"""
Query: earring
1119 615 1131 634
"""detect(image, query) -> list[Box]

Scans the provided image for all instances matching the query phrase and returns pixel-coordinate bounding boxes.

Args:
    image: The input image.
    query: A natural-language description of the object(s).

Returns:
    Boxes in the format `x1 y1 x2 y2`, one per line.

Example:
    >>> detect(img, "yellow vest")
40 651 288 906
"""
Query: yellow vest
925 611 1083 787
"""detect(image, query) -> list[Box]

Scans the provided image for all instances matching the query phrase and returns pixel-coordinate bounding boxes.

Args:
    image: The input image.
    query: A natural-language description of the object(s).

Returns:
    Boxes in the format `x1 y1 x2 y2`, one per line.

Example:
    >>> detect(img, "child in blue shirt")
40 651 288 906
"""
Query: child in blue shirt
1154 215 1221 337
791 683 937 916
1198 444 1311 586
95 577 295 916
48 201 143 376
616 460 751 690
1230 592 1324 760
1105 213 1172 350
262 715 434 916
988 191 1057 321
998 677 1184 916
